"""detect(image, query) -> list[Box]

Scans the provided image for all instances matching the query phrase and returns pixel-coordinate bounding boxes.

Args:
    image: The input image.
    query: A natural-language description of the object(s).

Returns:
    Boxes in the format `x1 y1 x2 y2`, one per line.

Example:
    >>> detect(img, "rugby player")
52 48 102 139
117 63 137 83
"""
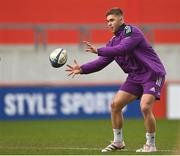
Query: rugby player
66 7 166 152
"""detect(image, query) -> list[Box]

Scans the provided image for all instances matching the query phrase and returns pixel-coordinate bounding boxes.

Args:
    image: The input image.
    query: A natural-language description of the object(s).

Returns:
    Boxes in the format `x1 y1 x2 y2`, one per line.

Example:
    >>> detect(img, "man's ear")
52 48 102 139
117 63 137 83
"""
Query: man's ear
119 16 123 21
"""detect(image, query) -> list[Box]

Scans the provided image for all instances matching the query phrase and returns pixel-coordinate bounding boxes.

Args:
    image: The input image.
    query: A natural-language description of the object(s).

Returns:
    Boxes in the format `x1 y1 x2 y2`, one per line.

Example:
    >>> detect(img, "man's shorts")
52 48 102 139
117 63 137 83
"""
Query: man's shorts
120 76 165 100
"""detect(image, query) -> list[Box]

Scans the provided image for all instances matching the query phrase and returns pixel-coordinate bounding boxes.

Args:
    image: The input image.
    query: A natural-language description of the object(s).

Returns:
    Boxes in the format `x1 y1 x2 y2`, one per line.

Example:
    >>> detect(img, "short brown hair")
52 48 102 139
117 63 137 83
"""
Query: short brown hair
106 7 123 17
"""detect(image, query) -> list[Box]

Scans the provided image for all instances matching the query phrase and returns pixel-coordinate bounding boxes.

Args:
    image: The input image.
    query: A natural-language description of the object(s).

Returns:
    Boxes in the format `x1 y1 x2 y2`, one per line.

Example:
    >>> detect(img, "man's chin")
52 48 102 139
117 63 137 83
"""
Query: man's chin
111 30 115 33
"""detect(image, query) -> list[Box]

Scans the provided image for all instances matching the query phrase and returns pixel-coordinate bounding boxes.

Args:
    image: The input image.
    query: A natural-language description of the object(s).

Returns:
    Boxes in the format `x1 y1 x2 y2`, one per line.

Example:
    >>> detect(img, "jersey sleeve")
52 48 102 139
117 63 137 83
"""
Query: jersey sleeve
97 26 144 57
80 56 114 74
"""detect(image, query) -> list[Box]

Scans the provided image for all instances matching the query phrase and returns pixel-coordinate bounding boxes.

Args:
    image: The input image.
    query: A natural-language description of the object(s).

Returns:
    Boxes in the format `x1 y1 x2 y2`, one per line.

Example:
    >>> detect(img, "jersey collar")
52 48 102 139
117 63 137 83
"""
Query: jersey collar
115 23 126 36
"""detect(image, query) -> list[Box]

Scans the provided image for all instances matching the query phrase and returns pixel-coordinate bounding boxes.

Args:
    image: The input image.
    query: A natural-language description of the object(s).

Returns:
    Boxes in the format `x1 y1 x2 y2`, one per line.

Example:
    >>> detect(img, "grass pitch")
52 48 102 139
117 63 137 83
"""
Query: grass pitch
0 119 180 155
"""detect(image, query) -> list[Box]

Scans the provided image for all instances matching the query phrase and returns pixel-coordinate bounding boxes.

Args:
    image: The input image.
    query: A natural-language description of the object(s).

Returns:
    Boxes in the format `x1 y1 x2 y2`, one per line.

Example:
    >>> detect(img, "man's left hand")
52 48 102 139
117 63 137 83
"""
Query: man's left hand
83 41 98 54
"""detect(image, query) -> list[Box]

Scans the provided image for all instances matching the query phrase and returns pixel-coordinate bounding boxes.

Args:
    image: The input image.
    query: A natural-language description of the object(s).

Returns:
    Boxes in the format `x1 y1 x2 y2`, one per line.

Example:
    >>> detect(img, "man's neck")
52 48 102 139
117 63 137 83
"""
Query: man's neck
114 23 126 35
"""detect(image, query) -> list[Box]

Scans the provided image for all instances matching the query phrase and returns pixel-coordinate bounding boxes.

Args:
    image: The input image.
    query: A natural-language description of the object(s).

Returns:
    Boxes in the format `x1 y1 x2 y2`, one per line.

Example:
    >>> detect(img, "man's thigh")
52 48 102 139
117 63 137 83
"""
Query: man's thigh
140 94 156 110
113 90 137 109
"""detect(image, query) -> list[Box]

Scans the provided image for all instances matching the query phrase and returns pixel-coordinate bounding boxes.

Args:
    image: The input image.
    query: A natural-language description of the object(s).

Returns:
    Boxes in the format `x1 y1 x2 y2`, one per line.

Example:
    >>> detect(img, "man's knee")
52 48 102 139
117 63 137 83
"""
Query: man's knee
111 100 124 112
140 94 155 115
140 100 154 115
140 103 151 114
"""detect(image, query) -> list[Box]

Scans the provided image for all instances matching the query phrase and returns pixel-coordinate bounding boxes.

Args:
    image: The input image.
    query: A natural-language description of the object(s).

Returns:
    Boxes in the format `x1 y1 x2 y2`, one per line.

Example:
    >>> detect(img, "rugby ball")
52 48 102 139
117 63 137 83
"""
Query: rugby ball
49 48 67 68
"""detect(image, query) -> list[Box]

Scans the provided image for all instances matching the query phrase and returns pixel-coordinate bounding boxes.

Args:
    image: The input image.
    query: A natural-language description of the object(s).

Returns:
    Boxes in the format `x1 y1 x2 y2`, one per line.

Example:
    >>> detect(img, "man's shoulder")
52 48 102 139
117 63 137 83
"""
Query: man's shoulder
124 25 133 37
123 24 143 36
124 24 141 30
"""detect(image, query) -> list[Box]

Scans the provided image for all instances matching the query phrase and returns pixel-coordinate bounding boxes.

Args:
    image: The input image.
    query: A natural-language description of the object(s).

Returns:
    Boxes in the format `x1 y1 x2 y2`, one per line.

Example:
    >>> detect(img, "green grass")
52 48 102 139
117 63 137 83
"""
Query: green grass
0 119 180 155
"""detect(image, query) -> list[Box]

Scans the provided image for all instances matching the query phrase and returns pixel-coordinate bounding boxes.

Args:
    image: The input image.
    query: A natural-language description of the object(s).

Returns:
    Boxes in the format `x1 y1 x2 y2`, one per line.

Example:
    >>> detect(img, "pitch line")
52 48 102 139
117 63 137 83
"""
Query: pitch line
0 146 179 153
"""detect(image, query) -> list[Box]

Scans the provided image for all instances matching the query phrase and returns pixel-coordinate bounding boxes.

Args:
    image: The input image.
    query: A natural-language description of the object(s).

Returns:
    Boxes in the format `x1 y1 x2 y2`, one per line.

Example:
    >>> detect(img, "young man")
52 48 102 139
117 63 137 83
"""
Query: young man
66 8 166 152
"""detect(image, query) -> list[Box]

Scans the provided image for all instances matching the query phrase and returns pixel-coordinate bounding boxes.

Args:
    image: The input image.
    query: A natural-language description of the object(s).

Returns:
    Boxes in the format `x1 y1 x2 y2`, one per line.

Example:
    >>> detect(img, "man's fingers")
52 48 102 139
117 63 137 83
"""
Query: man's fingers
83 41 92 47
83 41 89 44
65 69 72 72
68 72 73 76
66 64 73 69
72 73 76 78
85 49 96 54
85 48 91 52
74 59 78 65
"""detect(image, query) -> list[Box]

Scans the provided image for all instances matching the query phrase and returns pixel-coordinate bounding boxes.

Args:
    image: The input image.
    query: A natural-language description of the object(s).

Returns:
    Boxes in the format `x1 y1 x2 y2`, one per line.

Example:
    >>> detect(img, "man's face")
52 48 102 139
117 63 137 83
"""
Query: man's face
106 14 123 34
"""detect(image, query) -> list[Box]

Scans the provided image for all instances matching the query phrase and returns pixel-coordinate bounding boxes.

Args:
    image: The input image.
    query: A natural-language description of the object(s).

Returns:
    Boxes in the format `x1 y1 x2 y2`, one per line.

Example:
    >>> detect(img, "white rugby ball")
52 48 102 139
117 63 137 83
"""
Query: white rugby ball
49 48 67 68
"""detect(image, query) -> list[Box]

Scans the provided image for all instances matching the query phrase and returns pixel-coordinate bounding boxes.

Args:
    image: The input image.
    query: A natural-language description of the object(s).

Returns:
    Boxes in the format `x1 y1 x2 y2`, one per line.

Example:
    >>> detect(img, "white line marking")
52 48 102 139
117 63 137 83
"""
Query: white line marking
0 146 179 153
0 146 100 151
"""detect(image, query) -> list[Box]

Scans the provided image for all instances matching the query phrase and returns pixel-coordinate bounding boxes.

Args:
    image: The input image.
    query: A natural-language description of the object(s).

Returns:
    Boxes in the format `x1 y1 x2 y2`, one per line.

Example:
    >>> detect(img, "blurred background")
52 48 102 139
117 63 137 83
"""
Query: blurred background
0 0 180 121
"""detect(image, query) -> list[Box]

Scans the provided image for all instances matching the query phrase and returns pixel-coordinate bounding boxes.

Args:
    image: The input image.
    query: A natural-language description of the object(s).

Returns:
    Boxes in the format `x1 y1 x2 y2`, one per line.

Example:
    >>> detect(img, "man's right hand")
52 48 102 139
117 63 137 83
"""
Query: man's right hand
65 60 82 78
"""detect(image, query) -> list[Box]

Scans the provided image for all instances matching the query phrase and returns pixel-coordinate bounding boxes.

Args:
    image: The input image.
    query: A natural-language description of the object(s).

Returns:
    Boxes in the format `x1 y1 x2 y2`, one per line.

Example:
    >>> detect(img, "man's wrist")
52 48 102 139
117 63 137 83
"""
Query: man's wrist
97 48 102 56
79 67 83 74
